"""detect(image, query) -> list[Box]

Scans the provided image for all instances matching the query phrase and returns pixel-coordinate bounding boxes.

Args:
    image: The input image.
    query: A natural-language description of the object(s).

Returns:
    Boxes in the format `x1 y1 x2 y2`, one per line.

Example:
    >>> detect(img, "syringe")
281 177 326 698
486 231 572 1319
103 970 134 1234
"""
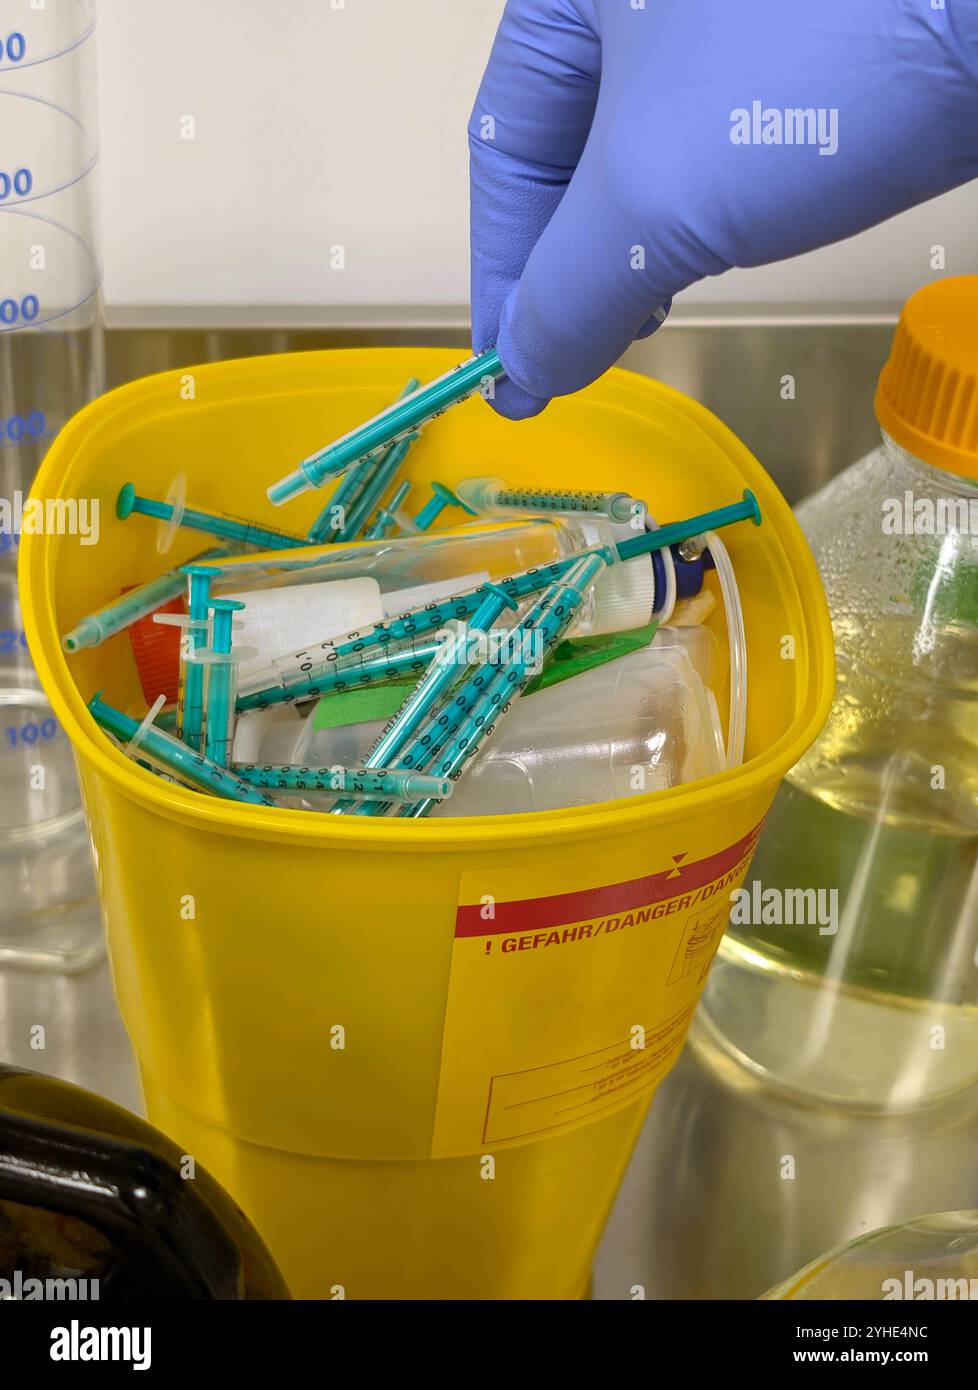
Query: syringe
306 377 420 543
61 546 230 653
328 431 420 543
401 551 610 817
199 598 247 768
261 560 568 696
88 693 277 808
117 482 309 553
349 551 608 817
236 630 444 712
362 480 412 541
174 564 214 751
455 476 647 526
268 348 505 505
332 583 517 815
248 492 760 702
413 482 473 531
234 763 452 803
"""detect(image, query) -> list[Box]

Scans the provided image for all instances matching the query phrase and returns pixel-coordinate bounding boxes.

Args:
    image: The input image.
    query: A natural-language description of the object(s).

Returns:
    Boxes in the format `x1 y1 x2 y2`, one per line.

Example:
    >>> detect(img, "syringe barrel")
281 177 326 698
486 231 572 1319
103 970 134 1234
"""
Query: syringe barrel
237 634 443 712
456 477 645 526
269 591 480 690
333 433 418 543
302 352 502 484
267 350 504 502
263 540 617 695
234 764 452 802
177 632 211 751
61 546 228 653
362 480 413 541
396 553 608 817
136 721 274 806
88 694 274 807
202 657 239 768
306 378 421 543
166 501 308 552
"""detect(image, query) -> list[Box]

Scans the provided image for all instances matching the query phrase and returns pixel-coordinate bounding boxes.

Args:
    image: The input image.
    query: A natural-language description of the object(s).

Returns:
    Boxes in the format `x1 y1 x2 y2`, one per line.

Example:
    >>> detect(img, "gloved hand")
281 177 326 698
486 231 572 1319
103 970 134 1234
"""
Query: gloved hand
470 0 978 418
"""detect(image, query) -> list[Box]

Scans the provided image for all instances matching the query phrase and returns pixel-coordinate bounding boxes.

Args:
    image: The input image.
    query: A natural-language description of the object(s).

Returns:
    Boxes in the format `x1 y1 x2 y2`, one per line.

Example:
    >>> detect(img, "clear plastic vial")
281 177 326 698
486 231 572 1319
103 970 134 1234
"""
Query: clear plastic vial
289 628 725 815
0 1 105 970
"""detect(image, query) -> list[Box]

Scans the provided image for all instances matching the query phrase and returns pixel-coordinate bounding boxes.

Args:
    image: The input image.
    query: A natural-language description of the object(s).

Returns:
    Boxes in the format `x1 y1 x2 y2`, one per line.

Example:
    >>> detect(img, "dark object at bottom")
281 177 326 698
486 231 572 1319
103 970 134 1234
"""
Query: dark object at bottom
0 1065 290 1299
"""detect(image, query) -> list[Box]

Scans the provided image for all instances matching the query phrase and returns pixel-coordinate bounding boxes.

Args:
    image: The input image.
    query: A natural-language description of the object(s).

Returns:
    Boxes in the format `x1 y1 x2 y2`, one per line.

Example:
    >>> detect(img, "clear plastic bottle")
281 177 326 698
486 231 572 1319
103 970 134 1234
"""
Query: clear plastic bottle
288 626 726 815
209 513 662 640
234 516 671 704
703 276 978 1112
435 628 723 815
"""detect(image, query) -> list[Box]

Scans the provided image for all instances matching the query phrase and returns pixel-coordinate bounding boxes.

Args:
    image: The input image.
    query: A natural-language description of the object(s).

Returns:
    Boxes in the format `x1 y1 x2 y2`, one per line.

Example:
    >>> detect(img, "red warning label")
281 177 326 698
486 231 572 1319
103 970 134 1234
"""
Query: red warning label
454 823 763 941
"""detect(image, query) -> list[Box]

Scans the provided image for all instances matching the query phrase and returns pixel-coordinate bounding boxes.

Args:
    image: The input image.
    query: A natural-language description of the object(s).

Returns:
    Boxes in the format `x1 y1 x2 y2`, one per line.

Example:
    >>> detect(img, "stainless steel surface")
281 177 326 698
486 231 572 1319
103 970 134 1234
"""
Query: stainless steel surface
3 309 903 1294
593 1022 978 1301
0 955 139 1110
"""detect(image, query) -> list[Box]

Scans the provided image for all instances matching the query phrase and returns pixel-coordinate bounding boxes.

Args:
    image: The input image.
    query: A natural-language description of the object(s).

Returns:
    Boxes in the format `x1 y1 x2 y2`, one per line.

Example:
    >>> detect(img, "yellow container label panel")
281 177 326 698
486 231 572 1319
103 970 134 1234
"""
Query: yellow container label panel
432 821 763 1156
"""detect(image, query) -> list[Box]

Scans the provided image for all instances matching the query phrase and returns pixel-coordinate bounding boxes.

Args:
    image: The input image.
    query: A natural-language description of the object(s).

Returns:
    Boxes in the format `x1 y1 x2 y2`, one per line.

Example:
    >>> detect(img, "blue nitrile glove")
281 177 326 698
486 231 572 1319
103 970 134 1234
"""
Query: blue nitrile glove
470 0 978 419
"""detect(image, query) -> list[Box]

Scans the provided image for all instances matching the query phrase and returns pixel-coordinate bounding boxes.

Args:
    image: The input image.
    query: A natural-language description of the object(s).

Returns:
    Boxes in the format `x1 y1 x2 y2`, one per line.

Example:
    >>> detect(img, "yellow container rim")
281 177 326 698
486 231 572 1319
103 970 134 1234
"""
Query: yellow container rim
20 352 835 853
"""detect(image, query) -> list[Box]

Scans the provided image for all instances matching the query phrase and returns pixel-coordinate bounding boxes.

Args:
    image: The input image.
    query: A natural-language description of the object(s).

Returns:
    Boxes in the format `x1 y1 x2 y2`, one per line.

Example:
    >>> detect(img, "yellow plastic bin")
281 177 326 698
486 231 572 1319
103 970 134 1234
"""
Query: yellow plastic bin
21 348 833 1299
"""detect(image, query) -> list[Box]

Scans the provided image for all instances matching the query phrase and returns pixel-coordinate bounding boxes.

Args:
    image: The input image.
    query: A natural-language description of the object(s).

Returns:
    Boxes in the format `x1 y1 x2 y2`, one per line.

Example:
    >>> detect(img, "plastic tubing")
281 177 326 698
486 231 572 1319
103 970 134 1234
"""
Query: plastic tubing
705 530 747 768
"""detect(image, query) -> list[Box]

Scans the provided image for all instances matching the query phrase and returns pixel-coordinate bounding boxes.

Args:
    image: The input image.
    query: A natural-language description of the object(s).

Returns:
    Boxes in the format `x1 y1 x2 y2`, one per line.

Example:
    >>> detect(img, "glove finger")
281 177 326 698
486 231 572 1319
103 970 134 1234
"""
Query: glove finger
469 0 601 419
495 133 677 403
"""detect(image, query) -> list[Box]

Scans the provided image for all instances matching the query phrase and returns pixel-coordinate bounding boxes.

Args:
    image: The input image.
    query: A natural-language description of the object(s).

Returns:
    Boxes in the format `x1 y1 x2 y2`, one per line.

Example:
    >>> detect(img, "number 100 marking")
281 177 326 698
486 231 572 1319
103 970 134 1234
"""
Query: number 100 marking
0 295 39 325
1 411 46 442
0 169 33 200
0 32 26 63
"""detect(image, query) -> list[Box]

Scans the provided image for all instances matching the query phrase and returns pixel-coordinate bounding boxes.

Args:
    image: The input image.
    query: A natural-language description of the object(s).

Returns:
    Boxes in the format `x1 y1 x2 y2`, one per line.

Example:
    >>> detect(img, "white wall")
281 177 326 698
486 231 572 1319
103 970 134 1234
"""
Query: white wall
97 0 978 316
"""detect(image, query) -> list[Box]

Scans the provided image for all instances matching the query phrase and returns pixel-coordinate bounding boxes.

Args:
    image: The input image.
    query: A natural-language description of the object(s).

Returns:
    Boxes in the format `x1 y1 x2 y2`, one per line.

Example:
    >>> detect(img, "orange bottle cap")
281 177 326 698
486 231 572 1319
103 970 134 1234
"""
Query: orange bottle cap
875 276 978 479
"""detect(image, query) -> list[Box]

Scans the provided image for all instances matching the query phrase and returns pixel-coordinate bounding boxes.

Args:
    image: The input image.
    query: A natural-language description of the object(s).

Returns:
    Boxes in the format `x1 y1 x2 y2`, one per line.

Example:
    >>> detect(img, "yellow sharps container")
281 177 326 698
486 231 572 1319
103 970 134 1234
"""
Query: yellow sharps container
20 348 833 1298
